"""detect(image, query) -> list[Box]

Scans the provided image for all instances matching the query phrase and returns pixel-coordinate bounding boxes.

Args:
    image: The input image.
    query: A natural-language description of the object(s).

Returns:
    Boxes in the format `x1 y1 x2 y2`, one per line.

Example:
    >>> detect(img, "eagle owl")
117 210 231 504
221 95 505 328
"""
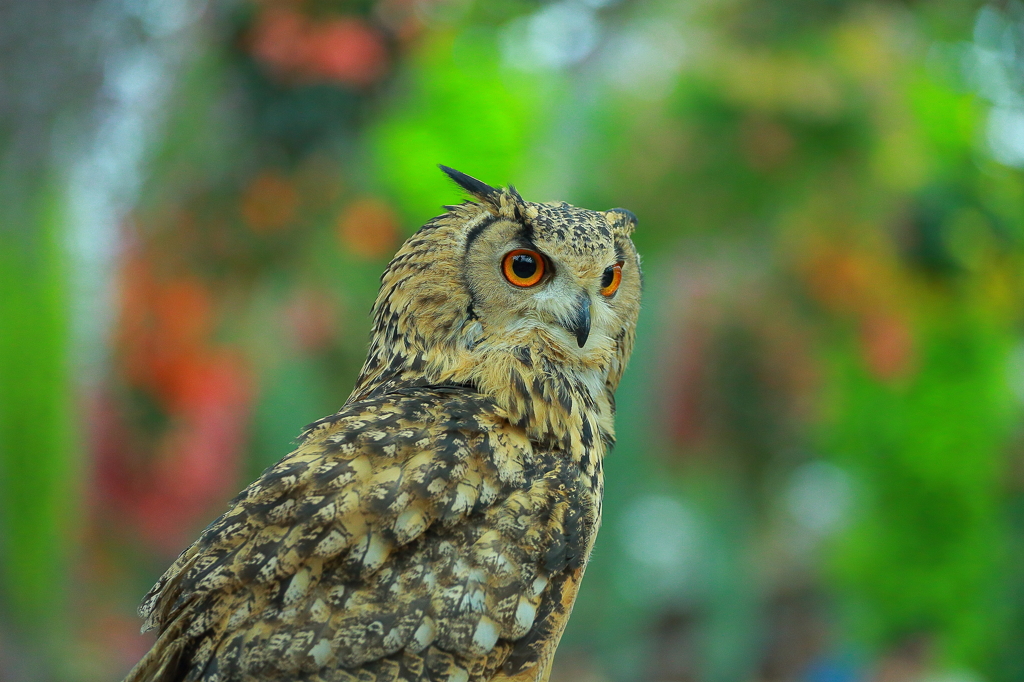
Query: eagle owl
125 167 641 682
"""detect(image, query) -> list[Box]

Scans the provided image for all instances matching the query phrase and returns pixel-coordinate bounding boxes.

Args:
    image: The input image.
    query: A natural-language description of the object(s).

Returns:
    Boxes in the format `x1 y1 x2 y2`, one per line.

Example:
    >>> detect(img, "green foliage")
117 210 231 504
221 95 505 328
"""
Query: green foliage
0 175 76 645
826 315 1014 668
370 29 547 225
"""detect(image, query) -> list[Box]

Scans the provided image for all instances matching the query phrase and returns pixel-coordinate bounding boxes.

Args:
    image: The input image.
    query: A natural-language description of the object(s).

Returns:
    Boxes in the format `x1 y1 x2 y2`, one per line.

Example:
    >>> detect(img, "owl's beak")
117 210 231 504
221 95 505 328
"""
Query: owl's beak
564 293 591 348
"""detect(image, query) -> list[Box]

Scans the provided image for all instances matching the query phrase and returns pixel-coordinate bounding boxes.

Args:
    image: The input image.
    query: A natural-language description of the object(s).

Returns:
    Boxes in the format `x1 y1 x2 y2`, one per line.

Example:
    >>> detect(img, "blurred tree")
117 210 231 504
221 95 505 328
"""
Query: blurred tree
0 0 103 675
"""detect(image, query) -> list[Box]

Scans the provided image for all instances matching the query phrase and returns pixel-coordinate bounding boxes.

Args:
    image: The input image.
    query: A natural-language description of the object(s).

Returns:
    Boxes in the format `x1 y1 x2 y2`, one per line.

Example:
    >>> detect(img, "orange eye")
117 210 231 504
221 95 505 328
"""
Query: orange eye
600 262 623 296
502 249 545 287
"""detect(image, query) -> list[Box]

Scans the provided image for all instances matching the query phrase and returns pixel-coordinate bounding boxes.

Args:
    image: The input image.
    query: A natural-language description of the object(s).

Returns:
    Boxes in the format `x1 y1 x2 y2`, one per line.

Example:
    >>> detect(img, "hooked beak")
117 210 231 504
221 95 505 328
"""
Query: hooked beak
563 293 591 348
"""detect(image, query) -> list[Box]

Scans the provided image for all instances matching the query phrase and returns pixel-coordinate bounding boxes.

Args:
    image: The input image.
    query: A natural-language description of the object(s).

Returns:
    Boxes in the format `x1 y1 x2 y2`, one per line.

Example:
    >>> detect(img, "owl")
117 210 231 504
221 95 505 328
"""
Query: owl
125 166 641 682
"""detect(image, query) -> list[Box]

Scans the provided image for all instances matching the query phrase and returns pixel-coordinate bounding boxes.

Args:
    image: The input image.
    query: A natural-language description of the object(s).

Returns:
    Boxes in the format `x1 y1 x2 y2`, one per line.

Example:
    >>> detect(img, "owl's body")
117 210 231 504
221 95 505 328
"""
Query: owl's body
126 168 641 682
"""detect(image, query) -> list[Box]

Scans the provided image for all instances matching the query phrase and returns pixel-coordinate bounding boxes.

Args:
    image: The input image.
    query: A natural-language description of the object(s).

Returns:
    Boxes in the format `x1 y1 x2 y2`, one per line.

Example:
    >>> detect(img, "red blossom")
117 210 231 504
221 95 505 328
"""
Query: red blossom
95 252 255 553
336 197 399 259
304 18 389 86
859 312 916 382
249 7 388 87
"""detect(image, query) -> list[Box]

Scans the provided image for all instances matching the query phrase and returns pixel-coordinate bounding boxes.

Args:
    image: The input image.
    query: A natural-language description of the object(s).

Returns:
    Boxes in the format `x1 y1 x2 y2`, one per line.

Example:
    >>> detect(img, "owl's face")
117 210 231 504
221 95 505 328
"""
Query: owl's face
355 167 641 410
463 200 640 361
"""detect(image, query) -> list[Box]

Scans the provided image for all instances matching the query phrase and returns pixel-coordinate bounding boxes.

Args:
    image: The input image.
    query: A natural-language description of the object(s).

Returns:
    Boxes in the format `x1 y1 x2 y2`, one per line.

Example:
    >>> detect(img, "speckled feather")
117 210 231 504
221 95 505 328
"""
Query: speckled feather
125 168 641 682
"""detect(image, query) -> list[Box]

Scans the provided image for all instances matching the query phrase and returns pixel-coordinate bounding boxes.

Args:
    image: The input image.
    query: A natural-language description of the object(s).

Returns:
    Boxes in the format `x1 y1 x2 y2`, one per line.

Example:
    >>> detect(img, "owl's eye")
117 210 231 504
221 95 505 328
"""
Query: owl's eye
502 249 546 287
600 262 623 297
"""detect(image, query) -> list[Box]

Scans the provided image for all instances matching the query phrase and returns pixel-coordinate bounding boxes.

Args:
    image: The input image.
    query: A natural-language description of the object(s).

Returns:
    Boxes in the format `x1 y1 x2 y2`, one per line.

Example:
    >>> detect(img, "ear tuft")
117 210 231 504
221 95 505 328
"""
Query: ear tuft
607 208 637 235
438 165 500 203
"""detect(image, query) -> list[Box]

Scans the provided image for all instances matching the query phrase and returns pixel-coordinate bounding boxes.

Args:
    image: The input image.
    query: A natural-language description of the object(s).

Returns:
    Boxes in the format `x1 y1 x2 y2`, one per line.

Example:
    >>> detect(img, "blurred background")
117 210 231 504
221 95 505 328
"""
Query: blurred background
1 0 1024 680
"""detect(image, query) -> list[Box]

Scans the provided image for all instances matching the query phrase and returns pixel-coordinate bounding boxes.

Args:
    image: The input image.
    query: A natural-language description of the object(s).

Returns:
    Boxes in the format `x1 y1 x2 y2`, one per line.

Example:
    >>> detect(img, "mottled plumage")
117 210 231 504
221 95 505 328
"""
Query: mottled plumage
125 167 641 682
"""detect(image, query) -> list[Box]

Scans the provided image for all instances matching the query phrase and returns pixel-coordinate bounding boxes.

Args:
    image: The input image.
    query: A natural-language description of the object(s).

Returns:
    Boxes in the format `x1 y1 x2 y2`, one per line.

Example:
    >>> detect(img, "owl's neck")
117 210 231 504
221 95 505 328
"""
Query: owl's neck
466 339 617 464
349 333 615 480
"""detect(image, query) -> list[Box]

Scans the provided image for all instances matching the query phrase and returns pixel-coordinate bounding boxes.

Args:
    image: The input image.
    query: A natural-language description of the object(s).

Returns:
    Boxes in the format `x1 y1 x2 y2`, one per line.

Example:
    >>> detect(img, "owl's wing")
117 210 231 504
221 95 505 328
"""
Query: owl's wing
128 387 591 682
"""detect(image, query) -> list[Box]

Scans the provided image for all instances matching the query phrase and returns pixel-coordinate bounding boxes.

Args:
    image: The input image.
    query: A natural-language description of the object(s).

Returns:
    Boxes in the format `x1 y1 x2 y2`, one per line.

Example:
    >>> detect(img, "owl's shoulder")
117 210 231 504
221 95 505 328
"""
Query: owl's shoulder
302 385 512 450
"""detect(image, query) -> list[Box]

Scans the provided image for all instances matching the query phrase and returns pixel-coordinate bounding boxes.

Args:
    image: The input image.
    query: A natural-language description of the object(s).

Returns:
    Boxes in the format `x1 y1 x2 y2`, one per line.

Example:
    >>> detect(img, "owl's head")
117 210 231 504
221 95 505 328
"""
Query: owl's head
353 167 641 443
445 165 640 356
